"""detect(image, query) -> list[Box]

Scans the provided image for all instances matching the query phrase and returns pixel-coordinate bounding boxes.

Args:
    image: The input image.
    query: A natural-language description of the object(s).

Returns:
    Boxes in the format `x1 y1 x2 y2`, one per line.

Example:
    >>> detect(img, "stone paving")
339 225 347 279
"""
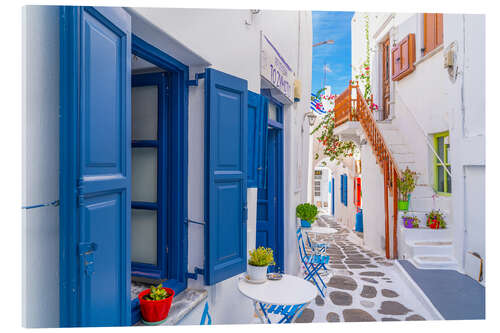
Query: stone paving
295 214 431 323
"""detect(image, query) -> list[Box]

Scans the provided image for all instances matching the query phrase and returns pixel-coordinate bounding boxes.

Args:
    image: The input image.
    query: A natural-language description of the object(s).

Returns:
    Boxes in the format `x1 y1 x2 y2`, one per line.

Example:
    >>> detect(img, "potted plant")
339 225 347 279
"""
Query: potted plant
397 167 418 211
138 284 175 325
296 203 318 228
426 209 446 229
247 247 275 282
402 214 420 228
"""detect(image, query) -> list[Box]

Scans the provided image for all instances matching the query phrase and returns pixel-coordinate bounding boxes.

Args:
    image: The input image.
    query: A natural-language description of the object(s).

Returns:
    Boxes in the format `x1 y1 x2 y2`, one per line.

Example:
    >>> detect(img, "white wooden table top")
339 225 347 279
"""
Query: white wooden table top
237 274 317 305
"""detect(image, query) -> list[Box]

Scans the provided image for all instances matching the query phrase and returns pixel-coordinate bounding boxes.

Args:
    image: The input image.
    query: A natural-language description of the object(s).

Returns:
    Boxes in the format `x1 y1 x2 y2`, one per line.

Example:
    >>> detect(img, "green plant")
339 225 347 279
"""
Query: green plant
296 203 318 223
248 247 275 267
426 209 446 228
397 167 418 201
143 284 171 301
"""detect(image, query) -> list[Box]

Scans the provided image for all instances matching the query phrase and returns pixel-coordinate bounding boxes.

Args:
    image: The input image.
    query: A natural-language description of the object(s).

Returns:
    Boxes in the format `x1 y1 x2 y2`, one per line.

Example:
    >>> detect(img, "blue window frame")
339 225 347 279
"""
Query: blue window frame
131 72 168 280
129 36 189 324
340 174 348 206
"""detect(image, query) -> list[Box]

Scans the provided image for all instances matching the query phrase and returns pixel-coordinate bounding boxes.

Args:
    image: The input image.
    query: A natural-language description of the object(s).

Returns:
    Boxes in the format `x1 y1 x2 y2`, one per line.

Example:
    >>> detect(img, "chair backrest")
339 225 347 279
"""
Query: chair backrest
296 228 308 261
200 302 212 325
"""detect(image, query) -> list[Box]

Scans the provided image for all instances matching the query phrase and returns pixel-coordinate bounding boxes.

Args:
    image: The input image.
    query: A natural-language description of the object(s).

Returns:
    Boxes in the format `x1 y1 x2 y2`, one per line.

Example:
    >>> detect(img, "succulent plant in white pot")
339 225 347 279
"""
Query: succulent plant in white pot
247 247 275 281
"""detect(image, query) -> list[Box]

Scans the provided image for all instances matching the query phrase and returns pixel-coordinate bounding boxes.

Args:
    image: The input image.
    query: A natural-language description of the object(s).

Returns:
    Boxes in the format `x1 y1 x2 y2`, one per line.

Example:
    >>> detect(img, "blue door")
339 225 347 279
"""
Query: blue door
257 123 284 272
331 177 335 216
60 6 131 326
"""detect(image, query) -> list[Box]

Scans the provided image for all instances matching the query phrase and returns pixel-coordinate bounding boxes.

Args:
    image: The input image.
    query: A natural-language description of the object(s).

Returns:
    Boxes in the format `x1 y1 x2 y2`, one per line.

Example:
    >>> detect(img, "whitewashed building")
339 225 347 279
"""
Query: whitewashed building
22 6 312 327
335 12 484 281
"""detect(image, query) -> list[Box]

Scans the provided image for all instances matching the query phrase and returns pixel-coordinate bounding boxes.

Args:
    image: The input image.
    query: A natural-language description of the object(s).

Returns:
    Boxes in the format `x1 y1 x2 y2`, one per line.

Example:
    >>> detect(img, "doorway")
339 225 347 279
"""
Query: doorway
381 37 391 120
256 98 284 272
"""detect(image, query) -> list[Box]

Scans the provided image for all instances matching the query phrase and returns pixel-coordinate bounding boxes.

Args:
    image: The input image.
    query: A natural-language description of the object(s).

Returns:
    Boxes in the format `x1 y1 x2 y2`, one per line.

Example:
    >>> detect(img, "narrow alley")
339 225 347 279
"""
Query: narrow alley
295 215 435 323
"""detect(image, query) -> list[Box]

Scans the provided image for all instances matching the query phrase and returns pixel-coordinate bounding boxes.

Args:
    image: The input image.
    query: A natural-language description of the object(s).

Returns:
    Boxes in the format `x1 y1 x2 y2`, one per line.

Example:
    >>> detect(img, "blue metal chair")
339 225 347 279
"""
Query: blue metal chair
305 231 328 254
200 302 212 325
296 228 330 297
258 303 307 324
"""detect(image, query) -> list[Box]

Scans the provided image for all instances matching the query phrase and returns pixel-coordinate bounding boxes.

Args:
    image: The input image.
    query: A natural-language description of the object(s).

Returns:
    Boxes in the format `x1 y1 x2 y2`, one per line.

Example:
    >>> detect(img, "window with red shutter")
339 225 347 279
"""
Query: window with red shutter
392 34 415 81
423 13 443 56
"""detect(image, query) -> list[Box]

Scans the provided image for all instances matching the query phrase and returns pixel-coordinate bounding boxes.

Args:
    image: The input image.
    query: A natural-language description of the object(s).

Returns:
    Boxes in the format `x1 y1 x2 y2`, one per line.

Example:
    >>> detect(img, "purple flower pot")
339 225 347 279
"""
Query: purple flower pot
403 217 418 228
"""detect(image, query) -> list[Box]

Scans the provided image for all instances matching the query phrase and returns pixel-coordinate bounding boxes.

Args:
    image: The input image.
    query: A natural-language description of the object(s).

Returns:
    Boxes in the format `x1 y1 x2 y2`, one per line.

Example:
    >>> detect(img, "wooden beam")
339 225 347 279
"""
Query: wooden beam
384 160 390 259
392 167 399 258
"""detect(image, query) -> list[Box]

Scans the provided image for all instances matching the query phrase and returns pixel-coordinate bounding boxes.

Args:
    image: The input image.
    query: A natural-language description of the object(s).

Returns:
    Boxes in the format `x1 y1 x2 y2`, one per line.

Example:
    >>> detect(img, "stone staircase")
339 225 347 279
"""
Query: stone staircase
377 121 457 270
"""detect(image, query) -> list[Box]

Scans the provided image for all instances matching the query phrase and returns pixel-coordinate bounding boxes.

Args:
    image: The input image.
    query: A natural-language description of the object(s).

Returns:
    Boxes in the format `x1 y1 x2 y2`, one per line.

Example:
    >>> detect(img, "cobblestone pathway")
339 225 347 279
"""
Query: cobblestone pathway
295 214 432 323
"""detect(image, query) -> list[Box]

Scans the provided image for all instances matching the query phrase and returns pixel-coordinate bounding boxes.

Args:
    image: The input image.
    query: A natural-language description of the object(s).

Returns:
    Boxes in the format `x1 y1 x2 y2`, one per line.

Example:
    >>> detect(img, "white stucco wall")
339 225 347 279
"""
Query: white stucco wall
131 8 313 324
22 5 60 328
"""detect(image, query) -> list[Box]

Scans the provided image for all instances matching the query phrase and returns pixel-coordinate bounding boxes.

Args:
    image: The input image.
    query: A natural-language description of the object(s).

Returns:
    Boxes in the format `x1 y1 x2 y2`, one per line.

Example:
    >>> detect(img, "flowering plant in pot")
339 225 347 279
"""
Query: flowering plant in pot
138 284 175 325
247 247 275 282
426 209 446 229
397 167 417 211
296 203 318 228
402 214 420 228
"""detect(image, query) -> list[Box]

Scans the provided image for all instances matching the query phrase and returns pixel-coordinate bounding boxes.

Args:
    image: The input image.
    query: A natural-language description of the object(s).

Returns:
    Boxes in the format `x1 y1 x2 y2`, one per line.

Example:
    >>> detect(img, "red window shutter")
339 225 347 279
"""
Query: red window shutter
436 13 443 46
391 44 401 80
424 13 436 56
392 34 415 81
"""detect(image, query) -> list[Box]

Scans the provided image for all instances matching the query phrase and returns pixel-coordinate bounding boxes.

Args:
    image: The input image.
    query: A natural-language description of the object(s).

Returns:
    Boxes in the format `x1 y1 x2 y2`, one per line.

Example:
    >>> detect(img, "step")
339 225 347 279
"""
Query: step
381 130 406 145
388 143 412 154
393 152 416 164
412 255 459 270
407 240 453 257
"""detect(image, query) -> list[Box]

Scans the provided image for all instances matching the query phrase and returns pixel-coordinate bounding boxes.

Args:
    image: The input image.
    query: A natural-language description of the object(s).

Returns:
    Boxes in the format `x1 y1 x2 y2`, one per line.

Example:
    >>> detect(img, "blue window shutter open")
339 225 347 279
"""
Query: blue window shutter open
257 96 269 189
247 92 268 189
247 91 259 188
204 68 248 285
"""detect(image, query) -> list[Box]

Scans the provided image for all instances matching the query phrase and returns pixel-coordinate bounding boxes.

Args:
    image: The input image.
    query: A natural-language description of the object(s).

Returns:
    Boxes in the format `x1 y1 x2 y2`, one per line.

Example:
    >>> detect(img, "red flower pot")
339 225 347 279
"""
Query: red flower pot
428 218 440 229
138 288 175 323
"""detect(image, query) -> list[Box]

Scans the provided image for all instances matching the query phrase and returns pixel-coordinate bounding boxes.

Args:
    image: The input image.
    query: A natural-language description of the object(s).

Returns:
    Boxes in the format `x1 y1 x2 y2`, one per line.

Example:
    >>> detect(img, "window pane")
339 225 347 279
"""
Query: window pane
131 209 157 265
132 85 158 140
437 165 444 192
436 136 444 161
132 147 157 202
268 102 278 122
446 165 452 193
445 143 450 164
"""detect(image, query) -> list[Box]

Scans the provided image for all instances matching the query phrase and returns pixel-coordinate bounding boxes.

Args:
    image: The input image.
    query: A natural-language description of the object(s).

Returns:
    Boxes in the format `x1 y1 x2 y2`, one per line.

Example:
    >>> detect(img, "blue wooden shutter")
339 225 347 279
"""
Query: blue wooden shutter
247 91 259 188
59 6 131 326
247 92 268 189
257 96 269 189
204 68 248 285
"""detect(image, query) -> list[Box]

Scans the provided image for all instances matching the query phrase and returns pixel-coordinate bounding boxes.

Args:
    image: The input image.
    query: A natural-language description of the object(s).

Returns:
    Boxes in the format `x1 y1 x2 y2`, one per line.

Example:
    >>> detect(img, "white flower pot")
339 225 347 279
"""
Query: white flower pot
247 264 268 281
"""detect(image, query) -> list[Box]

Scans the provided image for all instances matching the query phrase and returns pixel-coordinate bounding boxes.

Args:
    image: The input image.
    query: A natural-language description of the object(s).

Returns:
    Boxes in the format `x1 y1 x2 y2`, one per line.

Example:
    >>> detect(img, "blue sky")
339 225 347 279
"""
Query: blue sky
312 11 354 96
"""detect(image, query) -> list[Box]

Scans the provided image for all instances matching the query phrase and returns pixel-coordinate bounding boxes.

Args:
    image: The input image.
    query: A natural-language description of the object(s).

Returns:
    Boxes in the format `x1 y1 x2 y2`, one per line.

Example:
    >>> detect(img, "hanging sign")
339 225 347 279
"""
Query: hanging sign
261 33 295 103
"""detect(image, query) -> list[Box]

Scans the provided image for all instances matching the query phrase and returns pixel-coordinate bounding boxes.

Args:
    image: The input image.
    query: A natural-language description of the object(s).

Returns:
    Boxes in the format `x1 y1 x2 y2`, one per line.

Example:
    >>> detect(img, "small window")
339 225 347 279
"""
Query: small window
423 13 443 56
433 131 451 194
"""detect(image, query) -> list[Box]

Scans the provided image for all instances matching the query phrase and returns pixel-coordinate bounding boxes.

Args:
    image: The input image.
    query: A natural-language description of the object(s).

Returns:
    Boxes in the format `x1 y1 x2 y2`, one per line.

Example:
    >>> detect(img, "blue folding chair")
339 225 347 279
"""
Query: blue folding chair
258 303 307 324
297 228 329 297
305 231 328 254
200 302 212 325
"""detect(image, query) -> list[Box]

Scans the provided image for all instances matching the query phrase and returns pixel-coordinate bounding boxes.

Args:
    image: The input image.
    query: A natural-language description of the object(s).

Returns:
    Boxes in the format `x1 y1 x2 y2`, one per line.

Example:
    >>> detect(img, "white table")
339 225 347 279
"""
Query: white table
237 274 317 323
